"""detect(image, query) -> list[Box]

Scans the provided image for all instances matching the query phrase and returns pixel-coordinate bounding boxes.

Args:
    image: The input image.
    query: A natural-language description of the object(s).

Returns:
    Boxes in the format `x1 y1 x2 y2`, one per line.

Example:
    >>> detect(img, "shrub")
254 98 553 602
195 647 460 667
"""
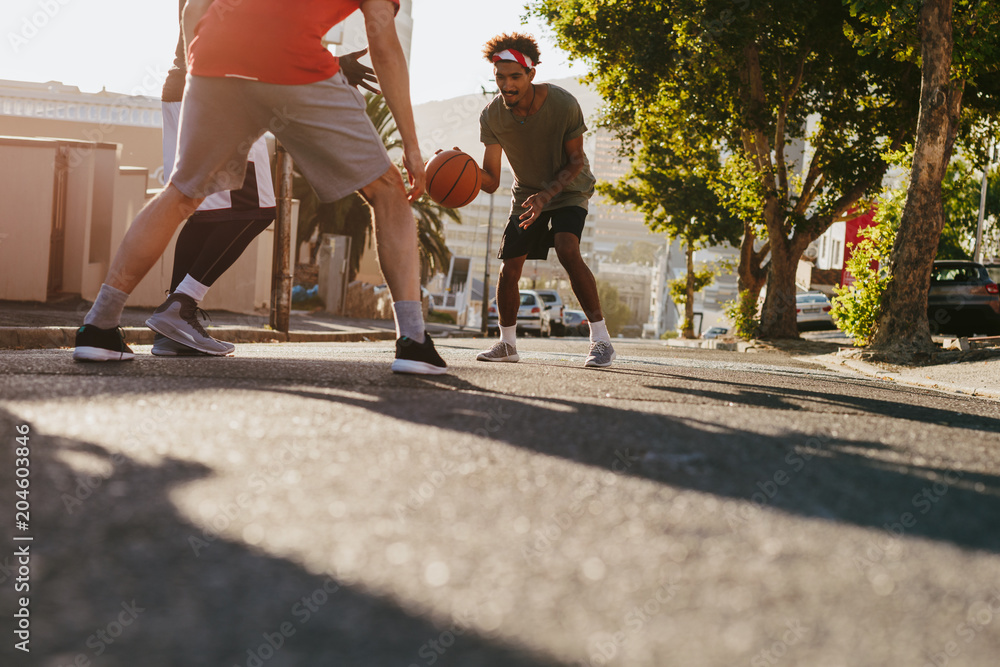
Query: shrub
724 289 760 340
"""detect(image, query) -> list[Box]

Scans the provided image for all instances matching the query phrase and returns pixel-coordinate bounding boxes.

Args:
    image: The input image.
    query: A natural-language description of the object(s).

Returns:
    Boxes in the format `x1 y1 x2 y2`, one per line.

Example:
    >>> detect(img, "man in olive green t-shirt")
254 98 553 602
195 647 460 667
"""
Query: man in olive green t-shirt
476 32 615 368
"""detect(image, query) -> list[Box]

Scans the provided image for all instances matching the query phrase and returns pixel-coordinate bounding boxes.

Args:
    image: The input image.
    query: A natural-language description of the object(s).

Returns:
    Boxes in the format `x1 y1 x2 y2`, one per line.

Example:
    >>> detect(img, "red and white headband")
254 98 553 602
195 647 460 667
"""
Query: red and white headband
492 48 535 69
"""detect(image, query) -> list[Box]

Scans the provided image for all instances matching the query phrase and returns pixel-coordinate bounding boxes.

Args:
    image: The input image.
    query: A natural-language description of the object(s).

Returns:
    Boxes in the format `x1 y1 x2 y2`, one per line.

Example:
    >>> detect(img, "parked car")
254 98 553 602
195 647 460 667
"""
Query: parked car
533 289 566 335
562 309 589 336
702 326 729 339
486 289 552 336
928 260 1000 336
796 292 835 329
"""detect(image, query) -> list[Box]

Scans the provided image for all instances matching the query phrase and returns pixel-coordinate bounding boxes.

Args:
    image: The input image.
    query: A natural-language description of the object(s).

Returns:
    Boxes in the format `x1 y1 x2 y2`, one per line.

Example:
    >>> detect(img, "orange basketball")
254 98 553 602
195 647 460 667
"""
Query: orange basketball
424 149 481 208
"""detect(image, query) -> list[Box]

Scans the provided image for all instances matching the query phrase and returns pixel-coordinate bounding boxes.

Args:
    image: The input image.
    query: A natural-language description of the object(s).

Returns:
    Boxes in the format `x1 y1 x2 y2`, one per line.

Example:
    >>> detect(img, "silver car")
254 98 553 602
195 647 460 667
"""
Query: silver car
487 289 553 336
796 292 835 329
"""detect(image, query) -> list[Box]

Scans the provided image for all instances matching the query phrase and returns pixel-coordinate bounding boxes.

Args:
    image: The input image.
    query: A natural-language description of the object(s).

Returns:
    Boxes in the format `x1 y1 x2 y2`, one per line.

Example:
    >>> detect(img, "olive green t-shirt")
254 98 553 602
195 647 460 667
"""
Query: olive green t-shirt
480 83 596 214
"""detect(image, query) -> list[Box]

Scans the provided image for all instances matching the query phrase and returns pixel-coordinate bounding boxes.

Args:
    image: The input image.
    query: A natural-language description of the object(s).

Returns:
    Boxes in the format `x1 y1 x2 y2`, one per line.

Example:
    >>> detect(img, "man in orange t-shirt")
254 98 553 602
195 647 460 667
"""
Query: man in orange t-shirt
75 0 447 375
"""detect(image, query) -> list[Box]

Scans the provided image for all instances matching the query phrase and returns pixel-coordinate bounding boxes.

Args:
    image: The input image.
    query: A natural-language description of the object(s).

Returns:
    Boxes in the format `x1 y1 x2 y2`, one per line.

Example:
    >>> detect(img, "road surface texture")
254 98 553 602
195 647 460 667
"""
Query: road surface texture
1 338 998 667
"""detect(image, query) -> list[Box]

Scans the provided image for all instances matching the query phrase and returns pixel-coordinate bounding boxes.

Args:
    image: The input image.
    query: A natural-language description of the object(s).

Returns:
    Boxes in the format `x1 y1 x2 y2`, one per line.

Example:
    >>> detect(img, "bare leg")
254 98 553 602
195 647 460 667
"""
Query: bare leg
106 184 203 293
554 232 603 322
497 255 526 326
360 166 420 302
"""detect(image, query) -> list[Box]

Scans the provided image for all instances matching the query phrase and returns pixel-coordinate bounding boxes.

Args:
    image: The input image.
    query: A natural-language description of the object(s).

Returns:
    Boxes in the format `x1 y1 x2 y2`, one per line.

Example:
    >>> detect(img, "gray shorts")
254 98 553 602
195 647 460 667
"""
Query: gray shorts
170 72 392 203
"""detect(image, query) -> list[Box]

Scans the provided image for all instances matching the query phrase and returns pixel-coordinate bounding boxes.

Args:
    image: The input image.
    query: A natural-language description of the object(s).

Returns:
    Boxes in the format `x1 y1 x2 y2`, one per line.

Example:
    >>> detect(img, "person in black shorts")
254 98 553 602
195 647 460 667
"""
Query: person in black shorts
475 32 615 368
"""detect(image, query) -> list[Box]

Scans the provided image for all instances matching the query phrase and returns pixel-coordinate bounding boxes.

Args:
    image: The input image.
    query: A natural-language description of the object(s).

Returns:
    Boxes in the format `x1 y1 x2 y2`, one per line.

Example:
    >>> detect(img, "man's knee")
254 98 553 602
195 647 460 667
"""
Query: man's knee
556 244 583 268
165 183 204 218
359 165 405 202
499 259 524 283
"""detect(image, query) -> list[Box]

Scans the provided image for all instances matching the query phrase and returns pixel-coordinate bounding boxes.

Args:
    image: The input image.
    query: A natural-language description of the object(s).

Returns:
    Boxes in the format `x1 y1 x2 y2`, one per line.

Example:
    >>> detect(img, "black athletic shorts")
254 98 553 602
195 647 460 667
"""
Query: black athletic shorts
497 205 588 261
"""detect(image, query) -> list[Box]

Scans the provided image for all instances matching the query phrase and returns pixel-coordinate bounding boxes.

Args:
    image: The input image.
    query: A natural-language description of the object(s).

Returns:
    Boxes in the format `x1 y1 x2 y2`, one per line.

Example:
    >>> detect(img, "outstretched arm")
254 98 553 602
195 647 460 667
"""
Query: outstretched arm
362 0 424 201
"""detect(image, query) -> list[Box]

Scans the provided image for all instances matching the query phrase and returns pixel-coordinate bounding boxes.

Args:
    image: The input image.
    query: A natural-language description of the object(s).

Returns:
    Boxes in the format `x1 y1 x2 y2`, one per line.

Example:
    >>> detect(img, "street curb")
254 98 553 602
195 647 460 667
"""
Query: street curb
665 338 753 352
0 325 484 350
810 353 1000 401
0 326 398 350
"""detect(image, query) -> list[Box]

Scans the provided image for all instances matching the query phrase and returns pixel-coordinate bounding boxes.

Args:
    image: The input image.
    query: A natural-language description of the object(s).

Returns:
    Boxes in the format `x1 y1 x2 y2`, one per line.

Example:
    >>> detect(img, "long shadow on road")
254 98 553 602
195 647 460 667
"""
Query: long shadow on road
0 405 569 667
4 354 1000 664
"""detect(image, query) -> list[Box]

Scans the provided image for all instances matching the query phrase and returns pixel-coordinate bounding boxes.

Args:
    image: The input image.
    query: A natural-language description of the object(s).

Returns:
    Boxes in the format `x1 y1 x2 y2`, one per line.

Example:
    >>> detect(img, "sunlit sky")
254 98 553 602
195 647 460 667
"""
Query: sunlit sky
1 0 588 105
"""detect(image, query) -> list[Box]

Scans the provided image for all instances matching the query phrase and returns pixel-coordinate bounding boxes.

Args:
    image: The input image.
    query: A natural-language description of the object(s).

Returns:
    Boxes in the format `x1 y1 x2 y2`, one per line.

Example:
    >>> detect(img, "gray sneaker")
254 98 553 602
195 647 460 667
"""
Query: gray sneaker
151 333 232 357
145 293 233 356
476 341 520 362
585 340 616 368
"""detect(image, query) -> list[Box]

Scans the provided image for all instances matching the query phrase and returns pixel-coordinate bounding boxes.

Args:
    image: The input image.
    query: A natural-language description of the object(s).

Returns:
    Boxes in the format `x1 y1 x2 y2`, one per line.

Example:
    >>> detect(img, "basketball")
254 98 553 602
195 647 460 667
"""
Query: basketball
424 149 481 208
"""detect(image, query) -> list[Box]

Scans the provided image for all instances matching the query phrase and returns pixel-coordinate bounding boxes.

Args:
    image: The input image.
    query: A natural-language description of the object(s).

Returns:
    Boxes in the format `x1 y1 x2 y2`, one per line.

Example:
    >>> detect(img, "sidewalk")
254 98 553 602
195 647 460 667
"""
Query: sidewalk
812 347 1000 401
0 296 479 350
668 333 1000 401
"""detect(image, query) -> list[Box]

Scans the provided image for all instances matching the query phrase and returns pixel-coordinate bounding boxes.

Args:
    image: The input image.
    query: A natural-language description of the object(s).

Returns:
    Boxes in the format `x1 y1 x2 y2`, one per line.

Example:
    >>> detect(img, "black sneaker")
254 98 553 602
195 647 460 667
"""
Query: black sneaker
73 324 135 362
391 333 448 375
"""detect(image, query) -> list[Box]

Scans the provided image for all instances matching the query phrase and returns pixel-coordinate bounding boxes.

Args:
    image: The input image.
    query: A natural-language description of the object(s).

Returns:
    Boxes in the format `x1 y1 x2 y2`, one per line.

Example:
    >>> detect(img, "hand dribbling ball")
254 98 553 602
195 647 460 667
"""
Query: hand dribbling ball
424 149 481 208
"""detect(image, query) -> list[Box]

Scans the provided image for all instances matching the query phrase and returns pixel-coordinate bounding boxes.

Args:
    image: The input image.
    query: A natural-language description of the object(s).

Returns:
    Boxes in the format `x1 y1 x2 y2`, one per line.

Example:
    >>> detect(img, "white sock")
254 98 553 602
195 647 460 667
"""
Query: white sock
392 300 425 343
175 274 210 303
589 319 611 344
499 324 517 347
84 283 130 329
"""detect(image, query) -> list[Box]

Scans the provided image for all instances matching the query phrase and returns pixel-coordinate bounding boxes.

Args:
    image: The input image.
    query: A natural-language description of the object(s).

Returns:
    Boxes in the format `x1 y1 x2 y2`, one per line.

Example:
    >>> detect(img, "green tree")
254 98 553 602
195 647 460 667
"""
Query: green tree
831 149 993 343
533 0 922 339
668 262 718 330
294 92 458 284
845 0 1000 360
598 128 741 338
595 280 632 337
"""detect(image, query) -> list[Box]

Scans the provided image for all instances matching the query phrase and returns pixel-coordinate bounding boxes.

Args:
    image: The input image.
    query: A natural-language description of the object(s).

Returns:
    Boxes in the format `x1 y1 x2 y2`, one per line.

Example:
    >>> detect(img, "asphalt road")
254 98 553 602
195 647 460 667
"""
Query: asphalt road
1 338 999 667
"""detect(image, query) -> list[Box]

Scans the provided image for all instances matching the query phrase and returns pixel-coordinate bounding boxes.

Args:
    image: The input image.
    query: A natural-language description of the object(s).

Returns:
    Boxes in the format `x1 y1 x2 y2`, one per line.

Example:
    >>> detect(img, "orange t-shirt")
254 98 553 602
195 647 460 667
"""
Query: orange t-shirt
189 0 399 85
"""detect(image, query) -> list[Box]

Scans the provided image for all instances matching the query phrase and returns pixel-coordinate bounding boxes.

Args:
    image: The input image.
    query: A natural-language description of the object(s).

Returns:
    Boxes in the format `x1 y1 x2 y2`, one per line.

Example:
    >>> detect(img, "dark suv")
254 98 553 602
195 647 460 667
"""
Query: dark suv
928 260 1000 336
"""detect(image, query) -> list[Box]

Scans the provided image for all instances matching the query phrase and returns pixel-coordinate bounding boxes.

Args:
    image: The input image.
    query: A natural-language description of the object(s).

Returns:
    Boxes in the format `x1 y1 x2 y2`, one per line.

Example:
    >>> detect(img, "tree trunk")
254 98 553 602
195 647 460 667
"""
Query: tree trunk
735 222 767 336
870 0 962 361
683 243 696 339
758 233 806 339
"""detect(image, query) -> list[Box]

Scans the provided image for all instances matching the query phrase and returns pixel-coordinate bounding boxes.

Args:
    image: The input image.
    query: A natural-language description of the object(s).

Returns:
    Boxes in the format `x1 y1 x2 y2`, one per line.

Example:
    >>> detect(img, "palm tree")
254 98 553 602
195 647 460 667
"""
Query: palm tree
293 92 458 284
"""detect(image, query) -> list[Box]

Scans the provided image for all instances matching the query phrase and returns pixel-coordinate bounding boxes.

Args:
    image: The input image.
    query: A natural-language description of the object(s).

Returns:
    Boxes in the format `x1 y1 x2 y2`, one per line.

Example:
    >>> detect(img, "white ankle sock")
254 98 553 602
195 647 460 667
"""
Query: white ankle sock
176 275 210 303
84 284 130 329
392 300 425 343
589 319 611 343
499 324 517 347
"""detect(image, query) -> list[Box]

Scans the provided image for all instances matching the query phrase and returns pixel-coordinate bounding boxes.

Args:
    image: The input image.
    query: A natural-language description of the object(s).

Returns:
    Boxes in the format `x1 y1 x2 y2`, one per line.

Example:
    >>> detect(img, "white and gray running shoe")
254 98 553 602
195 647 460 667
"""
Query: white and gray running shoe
151 333 230 356
584 340 616 368
476 341 520 363
145 293 233 356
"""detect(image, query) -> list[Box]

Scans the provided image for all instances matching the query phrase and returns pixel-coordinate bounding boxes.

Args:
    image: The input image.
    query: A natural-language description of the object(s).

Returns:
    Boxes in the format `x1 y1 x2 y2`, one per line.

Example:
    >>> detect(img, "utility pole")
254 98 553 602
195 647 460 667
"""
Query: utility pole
270 141 294 333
